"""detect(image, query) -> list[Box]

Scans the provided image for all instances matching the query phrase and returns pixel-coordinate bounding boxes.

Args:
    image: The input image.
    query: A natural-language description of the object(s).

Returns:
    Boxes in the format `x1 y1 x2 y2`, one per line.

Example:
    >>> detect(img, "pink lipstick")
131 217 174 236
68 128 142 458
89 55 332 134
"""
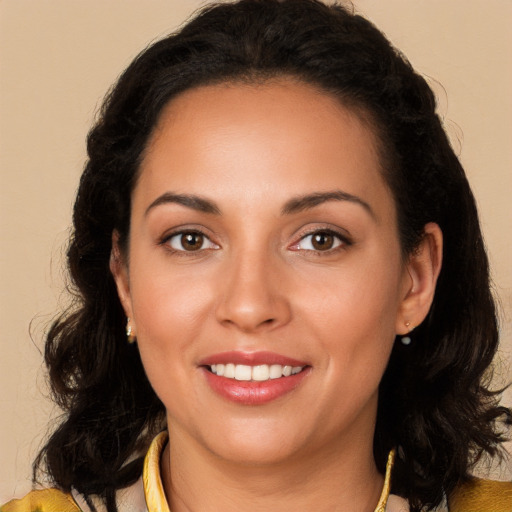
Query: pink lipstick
200 351 310 405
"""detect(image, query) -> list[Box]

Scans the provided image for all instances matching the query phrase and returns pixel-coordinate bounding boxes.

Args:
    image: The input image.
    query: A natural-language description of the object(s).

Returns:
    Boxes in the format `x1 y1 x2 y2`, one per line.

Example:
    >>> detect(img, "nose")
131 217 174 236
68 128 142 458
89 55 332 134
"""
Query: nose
215 249 292 333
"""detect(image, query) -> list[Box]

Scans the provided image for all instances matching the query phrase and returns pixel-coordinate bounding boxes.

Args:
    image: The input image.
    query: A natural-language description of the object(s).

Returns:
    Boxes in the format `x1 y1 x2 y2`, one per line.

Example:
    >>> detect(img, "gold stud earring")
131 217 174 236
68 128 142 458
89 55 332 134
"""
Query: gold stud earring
126 318 136 344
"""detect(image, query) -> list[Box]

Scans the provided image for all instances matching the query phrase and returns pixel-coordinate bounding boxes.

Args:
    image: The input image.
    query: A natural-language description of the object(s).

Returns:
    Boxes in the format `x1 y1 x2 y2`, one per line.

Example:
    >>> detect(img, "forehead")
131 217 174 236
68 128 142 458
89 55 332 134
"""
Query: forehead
137 79 394 220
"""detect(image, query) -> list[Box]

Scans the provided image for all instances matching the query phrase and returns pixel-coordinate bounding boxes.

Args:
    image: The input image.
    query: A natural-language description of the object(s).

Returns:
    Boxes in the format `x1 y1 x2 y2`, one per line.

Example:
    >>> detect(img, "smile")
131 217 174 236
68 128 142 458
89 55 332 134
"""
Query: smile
210 363 304 381
201 352 311 405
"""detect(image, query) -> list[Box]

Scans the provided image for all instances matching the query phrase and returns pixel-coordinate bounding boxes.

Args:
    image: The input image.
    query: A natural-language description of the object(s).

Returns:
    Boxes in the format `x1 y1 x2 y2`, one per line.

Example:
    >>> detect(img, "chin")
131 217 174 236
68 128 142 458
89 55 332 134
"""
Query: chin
201 420 309 466
213 440 300 466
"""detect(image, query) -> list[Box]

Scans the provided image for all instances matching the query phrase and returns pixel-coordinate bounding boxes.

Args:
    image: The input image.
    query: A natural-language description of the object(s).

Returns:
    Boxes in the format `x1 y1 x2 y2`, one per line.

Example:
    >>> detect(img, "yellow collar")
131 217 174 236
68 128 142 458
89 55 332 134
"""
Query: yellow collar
143 431 171 512
374 449 395 512
143 432 394 512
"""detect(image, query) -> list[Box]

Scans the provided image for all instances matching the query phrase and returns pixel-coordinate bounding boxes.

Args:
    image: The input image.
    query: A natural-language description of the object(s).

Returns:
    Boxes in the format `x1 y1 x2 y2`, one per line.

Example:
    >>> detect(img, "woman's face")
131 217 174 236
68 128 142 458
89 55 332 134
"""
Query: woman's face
114 79 415 465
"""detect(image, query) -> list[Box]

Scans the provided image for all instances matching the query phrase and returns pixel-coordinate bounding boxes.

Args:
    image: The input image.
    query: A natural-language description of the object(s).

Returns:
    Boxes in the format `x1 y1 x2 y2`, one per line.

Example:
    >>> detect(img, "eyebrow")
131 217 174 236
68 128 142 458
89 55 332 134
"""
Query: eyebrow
145 193 221 216
281 190 375 218
145 190 374 218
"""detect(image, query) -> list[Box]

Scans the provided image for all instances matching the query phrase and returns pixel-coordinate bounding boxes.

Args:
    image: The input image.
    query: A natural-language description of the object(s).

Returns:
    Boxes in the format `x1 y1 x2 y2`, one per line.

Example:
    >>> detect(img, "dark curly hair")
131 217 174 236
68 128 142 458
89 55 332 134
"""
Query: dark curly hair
34 1 510 511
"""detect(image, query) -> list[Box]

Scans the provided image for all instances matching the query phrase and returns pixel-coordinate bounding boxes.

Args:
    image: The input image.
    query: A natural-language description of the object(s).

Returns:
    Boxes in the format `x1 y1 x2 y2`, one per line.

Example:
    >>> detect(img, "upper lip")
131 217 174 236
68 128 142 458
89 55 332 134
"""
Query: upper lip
199 351 308 367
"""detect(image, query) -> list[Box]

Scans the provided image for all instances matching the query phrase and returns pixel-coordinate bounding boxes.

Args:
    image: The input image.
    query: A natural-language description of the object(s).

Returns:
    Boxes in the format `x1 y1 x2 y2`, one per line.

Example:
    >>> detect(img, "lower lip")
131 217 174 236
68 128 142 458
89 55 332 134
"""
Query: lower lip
203 367 310 405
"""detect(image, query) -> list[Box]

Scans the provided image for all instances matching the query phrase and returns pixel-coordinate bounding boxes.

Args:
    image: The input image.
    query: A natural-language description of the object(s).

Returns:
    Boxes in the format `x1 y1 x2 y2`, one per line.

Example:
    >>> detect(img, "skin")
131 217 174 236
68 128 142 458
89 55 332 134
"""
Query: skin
111 79 442 512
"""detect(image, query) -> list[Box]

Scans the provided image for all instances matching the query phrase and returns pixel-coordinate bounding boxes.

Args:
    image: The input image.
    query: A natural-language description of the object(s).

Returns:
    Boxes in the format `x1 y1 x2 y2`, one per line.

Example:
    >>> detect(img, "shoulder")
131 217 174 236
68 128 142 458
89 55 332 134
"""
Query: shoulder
1 433 162 512
1 488 81 512
448 477 512 512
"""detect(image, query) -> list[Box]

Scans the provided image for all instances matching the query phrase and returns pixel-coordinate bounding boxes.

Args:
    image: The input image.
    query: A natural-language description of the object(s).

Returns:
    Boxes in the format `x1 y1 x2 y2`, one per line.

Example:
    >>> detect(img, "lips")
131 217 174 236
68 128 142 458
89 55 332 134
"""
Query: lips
200 351 310 405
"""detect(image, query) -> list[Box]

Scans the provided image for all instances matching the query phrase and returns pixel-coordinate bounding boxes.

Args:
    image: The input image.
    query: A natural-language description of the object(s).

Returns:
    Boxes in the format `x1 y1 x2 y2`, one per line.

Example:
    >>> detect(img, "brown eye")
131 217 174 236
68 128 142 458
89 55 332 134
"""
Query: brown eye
293 230 345 252
167 231 219 252
311 232 335 250
181 232 204 251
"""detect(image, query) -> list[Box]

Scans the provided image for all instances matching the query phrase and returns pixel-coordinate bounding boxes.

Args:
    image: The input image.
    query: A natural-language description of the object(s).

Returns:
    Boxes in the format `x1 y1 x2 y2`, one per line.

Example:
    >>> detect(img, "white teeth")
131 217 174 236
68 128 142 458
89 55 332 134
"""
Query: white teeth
234 364 252 381
269 364 282 379
224 363 235 378
252 365 270 381
210 363 304 381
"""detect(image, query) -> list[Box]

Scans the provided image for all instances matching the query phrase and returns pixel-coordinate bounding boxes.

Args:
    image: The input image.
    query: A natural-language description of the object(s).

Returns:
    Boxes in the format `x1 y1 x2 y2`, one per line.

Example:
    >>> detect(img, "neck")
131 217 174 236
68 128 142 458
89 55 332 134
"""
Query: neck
162 420 384 512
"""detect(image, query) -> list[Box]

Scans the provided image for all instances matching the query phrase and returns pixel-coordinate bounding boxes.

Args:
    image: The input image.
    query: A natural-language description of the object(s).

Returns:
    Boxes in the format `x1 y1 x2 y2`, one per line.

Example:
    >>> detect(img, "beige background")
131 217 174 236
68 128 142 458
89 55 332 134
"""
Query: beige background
1 0 511 501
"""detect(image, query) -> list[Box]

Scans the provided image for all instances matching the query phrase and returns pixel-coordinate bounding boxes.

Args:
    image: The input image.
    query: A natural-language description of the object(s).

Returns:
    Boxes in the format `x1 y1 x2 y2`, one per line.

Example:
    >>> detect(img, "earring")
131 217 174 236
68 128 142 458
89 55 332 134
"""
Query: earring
401 321 412 345
126 318 136 344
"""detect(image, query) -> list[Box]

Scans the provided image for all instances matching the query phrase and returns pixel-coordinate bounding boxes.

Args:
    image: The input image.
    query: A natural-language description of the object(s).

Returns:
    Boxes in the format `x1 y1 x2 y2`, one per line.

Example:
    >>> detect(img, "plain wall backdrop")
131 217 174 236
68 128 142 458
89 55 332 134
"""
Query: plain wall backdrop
1 0 511 501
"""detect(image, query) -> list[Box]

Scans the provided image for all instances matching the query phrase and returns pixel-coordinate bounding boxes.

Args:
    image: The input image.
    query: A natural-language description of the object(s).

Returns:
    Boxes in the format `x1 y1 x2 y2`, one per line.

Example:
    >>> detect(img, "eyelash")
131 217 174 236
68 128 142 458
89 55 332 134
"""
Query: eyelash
160 229 219 254
289 228 352 254
159 227 352 255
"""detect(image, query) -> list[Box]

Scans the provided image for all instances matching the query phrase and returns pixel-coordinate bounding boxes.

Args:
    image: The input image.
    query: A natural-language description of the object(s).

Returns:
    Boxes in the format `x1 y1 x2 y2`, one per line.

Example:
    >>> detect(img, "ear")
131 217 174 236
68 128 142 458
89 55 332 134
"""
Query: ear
110 231 135 326
396 222 443 334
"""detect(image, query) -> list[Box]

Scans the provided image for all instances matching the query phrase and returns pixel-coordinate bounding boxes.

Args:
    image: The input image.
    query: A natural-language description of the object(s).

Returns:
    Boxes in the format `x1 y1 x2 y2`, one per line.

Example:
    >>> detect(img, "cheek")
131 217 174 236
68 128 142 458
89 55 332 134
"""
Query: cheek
294 251 403 370
130 253 215 329
127 260 216 390
300 253 402 327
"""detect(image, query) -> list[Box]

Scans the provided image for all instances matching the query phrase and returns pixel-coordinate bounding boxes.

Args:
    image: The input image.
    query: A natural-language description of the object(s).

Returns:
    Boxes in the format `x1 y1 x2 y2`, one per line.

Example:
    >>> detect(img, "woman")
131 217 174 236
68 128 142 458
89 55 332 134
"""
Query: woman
2 0 511 511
